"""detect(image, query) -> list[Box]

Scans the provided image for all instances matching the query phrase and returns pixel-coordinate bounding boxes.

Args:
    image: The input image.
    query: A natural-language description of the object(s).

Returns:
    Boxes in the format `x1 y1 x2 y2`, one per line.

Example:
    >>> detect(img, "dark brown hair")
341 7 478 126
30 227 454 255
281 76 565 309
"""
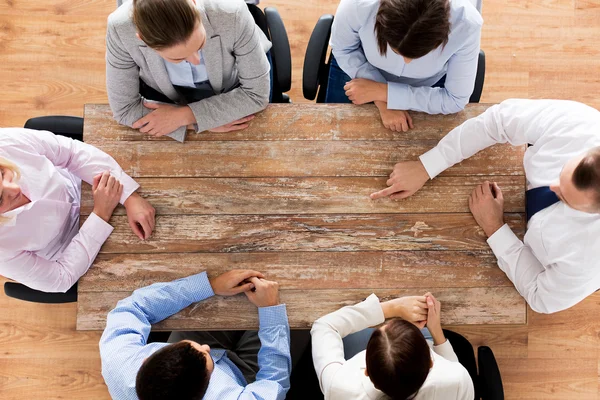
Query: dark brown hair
572 147 600 206
135 341 210 400
133 0 200 49
365 319 431 400
374 0 451 59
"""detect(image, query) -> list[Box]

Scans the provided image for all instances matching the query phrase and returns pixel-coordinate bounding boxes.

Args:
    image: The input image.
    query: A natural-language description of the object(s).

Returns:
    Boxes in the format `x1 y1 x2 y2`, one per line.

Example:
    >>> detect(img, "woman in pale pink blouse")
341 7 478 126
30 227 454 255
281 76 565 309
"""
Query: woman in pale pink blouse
0 128 155 293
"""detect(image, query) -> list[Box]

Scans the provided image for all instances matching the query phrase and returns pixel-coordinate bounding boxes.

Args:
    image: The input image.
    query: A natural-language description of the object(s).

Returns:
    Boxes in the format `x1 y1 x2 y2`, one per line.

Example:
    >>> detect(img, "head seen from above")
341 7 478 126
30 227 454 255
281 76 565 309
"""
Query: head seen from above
375 0 450 61
0 157 26 220
135 340 213 400
133 0 206 65
551 146 600 213
365 319 431 400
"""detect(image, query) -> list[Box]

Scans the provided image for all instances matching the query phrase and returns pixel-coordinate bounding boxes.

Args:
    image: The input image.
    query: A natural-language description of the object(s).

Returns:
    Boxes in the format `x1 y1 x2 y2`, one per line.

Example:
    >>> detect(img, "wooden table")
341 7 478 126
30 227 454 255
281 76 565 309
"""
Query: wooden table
76 103 527 331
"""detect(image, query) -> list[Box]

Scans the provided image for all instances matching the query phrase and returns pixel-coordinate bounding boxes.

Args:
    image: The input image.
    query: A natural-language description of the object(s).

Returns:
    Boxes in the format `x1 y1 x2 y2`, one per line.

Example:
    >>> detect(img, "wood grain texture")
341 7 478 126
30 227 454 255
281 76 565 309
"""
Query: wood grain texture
76 287 527 330
80 175 526 215
83 103 493 142
96 213 525 254
93 140 525 178
78 251 512 292
4 0 600 398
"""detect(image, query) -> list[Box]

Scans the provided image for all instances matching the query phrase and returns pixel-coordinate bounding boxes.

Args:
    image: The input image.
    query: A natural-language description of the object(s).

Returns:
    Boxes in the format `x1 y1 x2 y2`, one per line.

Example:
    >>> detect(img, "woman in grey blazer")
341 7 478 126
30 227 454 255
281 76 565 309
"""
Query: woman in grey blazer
106 0 272 142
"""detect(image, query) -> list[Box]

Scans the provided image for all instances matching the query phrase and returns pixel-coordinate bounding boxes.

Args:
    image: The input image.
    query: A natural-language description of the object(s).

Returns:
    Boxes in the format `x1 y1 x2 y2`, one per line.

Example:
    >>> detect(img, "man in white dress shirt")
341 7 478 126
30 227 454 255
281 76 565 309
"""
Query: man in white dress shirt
371 99 600 314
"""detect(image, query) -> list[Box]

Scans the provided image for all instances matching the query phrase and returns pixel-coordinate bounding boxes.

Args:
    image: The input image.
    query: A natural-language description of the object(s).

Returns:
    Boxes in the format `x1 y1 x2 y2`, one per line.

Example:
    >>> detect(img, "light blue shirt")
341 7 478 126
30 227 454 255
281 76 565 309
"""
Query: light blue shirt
163 50 210 88
330 0 483 114
99 272 292 400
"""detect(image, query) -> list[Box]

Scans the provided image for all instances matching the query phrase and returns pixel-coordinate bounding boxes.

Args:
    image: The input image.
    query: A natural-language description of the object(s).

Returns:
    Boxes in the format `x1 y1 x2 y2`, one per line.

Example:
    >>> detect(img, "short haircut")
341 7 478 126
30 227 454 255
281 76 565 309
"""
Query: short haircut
133 0 200 50
135 341 210 400
365 319 431 400
572 147 600 207
374 0 451 59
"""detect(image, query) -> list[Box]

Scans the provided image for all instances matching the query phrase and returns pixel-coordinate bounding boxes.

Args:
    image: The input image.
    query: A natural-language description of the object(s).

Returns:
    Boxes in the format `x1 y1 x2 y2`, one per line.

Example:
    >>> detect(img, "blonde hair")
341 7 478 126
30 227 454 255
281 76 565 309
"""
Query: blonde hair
0 156 22 224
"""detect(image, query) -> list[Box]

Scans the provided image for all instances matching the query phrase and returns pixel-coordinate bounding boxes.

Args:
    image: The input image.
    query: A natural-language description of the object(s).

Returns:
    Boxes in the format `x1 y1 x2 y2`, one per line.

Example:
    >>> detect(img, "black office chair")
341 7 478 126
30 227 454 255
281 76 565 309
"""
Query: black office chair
302 15 486 104
286 329 503 400
247 4 292 103
3 116 84 304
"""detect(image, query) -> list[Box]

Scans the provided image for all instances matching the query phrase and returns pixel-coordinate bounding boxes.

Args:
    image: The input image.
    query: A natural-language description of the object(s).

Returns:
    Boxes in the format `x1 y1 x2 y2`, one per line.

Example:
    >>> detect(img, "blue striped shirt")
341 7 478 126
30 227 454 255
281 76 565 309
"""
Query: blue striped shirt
99 272 291 399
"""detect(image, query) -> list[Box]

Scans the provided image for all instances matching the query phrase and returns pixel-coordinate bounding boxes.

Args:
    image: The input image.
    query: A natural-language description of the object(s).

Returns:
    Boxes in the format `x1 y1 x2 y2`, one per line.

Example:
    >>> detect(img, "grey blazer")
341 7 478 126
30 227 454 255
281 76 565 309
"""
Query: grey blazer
106 0 272 142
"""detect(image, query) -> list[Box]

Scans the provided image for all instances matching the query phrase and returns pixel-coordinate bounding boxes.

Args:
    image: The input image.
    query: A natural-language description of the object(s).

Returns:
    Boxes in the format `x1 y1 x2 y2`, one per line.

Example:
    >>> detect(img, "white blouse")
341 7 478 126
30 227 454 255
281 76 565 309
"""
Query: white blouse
311 294 474 400
0 128 139 292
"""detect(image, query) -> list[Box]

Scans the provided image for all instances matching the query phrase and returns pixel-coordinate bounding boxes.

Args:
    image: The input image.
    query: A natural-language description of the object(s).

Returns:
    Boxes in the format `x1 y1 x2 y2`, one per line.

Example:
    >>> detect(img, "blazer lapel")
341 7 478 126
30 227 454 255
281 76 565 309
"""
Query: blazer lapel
139 45 181 102
200 9 224 93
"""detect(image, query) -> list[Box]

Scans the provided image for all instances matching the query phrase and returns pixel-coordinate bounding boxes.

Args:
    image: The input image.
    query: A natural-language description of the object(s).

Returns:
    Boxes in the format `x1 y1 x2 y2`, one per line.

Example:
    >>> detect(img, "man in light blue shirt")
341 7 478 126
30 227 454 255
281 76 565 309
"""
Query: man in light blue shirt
99 269 291 400
327 0 483 132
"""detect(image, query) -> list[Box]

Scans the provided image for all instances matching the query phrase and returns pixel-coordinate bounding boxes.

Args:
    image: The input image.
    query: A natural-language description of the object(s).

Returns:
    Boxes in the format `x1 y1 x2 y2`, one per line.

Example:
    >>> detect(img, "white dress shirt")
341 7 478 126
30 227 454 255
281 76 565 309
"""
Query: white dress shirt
330 0 482 114
311 294 474 400
0 128 139 293
419 99 600 313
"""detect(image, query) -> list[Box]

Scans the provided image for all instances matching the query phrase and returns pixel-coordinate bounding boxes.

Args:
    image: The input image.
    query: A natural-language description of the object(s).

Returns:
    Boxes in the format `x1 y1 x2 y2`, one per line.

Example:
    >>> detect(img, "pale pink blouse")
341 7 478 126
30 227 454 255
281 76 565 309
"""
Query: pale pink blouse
0 128 139 292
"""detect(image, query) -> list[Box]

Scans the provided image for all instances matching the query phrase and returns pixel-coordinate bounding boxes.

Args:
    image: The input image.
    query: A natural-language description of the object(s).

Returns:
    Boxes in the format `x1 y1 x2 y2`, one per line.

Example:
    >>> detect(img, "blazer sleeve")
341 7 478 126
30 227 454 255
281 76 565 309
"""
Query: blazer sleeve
187 2 271 133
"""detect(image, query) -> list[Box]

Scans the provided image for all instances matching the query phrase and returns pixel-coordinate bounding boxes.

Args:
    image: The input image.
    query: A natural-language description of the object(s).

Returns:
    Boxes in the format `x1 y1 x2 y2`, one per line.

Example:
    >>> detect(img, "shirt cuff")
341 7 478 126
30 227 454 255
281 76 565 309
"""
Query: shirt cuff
419 146 449 179
81 213 114 245
362 293 386 326
258 304 289 328
167 126 187 143
487 224 521 261
186 271 216 302
118 173 140 205
387 82 411 110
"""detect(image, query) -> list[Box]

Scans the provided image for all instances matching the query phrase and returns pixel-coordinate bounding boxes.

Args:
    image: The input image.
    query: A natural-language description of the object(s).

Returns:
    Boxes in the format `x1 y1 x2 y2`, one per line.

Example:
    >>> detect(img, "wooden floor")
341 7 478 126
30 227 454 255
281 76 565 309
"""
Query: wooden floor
1 0 599 398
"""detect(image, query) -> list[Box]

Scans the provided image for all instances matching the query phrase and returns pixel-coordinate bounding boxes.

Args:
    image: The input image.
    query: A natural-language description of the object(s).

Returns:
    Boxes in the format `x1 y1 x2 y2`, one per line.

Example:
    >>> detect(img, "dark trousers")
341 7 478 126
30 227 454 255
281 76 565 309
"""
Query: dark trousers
324 55 447 104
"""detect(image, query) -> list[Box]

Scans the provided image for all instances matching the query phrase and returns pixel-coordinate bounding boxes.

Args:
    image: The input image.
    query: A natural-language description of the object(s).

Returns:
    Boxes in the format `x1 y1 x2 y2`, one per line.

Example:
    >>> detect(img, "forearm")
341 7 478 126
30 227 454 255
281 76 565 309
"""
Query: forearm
387 83 468 114
246 305 291 398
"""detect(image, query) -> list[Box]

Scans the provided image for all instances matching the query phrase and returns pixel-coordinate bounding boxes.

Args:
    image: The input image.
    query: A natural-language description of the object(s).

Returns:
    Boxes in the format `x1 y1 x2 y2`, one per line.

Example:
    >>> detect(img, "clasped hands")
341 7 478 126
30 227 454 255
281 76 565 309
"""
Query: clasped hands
132 101 255 136
381 293 445 343
344 78 413 132
209 269 280 308
370 161 505 237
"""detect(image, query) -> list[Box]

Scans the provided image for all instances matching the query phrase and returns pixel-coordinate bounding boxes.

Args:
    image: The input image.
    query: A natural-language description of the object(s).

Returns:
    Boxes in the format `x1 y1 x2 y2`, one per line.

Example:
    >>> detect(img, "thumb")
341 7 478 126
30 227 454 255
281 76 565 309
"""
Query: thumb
143 101 160 109
494 182 504 201
230 282 255 295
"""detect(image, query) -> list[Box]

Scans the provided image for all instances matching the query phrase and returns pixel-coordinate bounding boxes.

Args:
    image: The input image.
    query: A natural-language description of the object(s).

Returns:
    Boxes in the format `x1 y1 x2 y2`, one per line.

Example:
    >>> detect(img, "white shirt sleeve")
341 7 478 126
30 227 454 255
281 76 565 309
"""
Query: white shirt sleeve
432 339 459 362
310 294 385 396
419 99 561 179
330 0 387 83
0 213 113 292
19 128 139 204
487 224 589 314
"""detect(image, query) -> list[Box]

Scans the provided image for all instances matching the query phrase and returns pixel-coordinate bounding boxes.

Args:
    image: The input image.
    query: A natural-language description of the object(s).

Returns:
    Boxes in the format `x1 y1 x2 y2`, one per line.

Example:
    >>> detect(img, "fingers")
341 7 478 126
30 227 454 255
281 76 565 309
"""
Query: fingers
133 115 150 129
389 191 412 200
138 218 152 240
482 181 492 196
143 101 160 109
401 119 408 132
406 112 414 129
92 174 102 191
237 270 266 281
493 182 504 201
107 175 116 190
129 218 145 240
370 185 400 200
232 115 255 125
226 124 249 132
229 282 255 295
139 121 154 134
99 171 110 188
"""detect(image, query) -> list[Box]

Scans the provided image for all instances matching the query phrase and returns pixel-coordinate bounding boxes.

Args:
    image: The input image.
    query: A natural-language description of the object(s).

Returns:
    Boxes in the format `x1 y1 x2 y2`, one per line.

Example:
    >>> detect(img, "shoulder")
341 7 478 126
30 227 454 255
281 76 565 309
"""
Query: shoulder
419 354 473 397
107 0 134 32
449 0 483 35
336 0 380 23
200 0 246 18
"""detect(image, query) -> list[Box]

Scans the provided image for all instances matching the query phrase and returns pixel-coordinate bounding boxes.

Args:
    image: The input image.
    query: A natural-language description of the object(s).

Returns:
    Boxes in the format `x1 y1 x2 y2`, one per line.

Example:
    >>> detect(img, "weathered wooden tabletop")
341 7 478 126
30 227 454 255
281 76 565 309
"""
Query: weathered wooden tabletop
76 103 527 331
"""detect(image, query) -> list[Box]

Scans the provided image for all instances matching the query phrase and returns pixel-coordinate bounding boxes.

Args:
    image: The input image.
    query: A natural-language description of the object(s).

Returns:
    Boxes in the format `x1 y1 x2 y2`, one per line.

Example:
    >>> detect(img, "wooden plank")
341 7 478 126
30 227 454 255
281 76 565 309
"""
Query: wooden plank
80 175 526 215
83 103 493 143
76 287 526 330
91 140 525 178
96 213 525 254
78 251 511 292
